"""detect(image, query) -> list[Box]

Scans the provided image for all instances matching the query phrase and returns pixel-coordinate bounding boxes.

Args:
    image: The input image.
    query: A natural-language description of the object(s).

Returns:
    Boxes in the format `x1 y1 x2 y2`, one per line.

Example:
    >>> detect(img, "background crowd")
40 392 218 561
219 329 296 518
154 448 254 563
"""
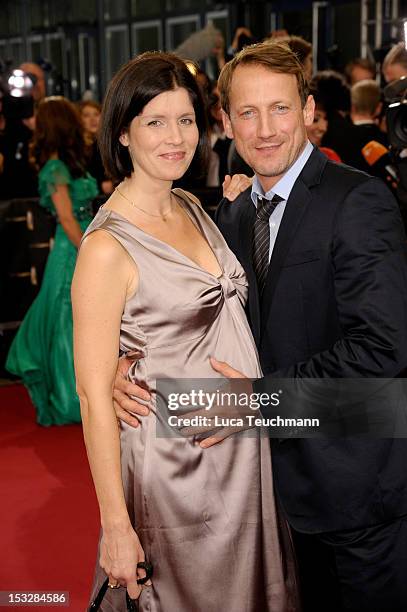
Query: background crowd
1 26 407 408
1 29 407 203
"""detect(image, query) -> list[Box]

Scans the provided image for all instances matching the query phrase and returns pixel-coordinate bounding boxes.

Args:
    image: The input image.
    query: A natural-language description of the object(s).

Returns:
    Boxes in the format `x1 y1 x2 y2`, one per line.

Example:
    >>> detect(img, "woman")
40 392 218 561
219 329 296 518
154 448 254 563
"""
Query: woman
6 96 98 425
77 100 114 195
72 53 298 611
206 80 232 187
307 87 342 162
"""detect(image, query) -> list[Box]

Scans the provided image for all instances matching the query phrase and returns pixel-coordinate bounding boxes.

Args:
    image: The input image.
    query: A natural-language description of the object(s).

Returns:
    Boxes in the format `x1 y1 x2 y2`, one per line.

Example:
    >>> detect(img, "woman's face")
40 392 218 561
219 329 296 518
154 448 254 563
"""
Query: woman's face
306 106 328 146
120 87 199 184
81 104 101 135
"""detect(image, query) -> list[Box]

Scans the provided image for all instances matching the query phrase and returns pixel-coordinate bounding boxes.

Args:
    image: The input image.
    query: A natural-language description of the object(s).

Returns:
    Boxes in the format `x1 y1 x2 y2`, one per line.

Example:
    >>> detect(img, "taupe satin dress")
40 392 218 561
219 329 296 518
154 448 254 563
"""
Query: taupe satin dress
85 189 299 611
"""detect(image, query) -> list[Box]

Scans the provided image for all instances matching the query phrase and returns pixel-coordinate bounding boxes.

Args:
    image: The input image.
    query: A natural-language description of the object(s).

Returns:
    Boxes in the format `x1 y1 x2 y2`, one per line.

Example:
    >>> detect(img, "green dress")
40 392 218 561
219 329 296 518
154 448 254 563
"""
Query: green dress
6 159 98 426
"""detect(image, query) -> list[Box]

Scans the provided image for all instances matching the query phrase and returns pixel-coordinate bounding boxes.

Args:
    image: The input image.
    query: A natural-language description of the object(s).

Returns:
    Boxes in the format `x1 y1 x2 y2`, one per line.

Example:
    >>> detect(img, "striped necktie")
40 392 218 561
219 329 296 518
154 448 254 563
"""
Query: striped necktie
252 194 283 292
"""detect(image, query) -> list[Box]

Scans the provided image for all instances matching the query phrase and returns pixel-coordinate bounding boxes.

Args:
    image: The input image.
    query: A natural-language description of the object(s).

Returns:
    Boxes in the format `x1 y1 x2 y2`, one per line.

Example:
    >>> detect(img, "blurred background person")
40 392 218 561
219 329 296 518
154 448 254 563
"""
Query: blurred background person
279 35 313 82
19 62 46 103
206 81 232 186
350 80 387 142
6 96 98 426
305 88 328 147
345 57 376 85
382 42 407 83
346 79 388 174
306 87 341 161
0 61 45 198
227 26 257 57
313 70 355 163
77 99 113 195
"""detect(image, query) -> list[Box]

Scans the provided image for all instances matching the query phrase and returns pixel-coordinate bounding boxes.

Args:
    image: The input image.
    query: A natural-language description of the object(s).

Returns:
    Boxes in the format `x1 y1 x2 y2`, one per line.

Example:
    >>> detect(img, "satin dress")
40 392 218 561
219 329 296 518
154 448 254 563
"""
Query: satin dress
84 189 299 611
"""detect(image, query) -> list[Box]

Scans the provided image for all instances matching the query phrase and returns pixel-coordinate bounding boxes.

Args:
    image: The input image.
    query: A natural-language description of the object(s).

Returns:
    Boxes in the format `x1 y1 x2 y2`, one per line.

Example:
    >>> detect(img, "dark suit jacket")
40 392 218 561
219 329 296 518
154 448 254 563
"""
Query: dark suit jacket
216 147 407 533
342 123 389 175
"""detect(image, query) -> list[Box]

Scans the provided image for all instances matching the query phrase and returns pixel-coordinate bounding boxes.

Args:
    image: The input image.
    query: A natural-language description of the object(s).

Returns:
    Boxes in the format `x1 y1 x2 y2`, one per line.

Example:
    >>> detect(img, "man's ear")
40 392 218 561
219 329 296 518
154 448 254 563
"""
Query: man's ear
303 94 315 128
221 109 234 139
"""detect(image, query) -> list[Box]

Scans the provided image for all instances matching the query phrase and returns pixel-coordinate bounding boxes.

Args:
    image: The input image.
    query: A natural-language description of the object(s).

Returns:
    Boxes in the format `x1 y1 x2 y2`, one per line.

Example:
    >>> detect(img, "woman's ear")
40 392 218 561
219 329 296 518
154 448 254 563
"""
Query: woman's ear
119 131 129 147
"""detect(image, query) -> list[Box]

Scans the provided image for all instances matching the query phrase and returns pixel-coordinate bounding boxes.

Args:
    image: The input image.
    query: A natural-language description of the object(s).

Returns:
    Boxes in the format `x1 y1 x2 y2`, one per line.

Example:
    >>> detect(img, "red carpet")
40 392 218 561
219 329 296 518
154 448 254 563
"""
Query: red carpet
0 384 100 611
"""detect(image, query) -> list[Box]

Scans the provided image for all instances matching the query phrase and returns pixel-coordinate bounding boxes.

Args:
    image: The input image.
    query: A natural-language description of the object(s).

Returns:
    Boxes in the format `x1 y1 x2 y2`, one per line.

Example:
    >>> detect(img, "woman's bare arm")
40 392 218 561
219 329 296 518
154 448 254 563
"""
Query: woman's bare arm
72 230 145 598
52 183 84 247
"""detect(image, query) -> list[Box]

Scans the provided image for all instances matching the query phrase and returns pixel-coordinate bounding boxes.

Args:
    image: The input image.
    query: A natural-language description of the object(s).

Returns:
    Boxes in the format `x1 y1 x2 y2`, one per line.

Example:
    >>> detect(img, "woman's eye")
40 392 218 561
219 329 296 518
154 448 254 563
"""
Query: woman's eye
148 120 162 127
180 118 194 125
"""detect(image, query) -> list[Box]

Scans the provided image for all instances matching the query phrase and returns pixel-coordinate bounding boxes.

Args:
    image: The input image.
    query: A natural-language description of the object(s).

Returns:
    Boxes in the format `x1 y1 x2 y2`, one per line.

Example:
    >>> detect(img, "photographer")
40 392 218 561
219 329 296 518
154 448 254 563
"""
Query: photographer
0 62 45 198
381 44 407 228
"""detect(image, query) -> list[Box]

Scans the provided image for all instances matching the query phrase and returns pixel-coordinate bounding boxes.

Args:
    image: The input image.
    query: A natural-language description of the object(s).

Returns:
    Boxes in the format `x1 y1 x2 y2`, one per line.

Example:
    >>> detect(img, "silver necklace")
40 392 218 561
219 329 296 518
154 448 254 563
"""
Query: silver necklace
115 186 174 221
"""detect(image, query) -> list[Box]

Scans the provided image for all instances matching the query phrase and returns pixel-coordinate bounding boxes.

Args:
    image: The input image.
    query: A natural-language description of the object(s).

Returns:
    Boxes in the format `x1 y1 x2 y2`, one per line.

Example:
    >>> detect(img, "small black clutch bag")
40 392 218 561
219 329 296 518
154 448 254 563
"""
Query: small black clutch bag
88 562 153 612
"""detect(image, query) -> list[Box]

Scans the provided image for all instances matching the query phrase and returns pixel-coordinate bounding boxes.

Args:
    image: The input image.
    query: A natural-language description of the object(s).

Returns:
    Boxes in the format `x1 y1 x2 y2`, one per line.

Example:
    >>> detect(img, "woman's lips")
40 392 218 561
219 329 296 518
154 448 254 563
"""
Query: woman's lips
160 152 186 161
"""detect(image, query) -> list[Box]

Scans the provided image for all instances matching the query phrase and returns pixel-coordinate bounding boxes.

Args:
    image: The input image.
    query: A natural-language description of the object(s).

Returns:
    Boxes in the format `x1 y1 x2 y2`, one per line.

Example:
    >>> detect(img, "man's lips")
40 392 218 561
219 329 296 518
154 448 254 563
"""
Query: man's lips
159 151 186 161
255 143 283 150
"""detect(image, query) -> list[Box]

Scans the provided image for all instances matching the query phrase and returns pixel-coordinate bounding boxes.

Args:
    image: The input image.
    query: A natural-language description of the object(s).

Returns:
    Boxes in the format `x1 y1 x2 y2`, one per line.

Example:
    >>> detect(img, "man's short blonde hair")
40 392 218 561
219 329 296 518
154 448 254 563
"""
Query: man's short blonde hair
218 40 309 116
351 79 381 116
382 43 407 72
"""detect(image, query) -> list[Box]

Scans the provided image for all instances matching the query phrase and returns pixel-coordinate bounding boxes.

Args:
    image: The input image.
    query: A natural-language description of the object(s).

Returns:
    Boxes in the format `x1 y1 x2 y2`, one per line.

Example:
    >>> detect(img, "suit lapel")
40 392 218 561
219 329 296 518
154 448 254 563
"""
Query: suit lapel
261 148 327 330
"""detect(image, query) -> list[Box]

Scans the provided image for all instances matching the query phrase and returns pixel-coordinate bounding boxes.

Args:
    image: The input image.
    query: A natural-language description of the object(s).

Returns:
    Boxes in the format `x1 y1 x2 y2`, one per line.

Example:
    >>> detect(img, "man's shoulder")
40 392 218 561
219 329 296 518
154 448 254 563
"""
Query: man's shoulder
303 148 373 192
216 187 252 223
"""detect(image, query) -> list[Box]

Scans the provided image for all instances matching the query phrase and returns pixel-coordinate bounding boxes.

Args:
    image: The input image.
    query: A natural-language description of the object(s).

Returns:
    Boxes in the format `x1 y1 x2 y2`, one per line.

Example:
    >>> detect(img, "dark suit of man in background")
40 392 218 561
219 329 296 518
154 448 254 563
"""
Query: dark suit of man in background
211 41 407 612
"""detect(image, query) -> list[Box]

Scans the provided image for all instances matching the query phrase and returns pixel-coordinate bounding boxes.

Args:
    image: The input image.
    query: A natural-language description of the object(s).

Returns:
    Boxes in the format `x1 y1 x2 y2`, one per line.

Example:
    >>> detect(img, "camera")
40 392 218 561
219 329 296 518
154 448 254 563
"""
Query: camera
384 76 407 150
0 62 35 121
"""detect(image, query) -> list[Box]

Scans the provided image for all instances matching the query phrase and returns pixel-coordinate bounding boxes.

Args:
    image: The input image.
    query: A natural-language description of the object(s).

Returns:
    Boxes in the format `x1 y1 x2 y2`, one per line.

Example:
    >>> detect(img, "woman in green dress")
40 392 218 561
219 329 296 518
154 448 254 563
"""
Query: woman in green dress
6 96 98 426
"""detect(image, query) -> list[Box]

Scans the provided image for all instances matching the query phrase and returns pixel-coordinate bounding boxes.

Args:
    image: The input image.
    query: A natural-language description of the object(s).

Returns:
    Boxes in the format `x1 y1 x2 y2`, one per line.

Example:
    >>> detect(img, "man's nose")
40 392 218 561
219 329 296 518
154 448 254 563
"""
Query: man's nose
257 113 277 139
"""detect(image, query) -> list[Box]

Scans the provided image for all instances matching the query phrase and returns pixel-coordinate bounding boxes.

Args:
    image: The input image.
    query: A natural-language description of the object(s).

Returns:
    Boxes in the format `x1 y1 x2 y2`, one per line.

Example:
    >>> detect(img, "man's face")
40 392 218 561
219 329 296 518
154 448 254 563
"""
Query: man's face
350 65 374 84
222 65 314 192
383 62 407 84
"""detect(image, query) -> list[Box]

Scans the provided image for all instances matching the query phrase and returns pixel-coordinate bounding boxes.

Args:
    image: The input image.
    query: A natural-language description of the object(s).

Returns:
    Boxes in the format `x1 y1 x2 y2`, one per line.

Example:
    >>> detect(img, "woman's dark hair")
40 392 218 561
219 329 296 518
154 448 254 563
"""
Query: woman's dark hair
30 96 88 177
310 70 351 115
99 51 209 183
309 86 327 112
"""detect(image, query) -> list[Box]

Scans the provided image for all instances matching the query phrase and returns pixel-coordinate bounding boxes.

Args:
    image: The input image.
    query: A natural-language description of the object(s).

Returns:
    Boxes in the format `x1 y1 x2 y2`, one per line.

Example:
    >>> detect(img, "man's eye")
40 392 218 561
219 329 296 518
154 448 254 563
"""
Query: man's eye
241 110 255 118
274 105 289 113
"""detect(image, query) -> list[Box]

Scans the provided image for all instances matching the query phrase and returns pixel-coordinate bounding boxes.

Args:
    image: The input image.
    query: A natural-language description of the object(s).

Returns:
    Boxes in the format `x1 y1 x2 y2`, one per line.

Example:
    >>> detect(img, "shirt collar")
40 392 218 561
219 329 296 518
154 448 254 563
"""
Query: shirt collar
251 140 314 206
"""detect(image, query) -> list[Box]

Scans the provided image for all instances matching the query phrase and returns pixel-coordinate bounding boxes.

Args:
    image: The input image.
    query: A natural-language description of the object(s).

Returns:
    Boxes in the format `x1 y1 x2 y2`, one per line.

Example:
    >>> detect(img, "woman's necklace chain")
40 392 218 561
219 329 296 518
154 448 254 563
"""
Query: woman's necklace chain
115 185 174 220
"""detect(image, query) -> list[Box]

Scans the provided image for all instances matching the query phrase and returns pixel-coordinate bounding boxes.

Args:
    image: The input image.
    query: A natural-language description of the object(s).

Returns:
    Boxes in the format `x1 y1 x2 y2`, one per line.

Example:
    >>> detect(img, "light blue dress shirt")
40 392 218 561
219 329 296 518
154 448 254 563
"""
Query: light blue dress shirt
251 141 314 260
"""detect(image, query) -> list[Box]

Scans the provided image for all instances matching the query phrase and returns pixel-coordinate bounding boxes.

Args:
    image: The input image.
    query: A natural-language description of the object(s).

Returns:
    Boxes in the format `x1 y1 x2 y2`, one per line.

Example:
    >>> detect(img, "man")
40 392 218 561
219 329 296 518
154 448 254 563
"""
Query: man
113 42 407 611
382 42 407 83
0 61 45 198
345 79 389 176
344 57 376 85
19 61 46 103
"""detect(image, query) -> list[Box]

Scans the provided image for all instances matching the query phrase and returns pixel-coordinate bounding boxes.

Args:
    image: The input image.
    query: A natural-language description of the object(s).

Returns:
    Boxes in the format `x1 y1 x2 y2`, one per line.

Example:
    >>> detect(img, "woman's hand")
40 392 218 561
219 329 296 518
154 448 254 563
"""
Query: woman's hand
100 525 151 599
222 174 253 201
